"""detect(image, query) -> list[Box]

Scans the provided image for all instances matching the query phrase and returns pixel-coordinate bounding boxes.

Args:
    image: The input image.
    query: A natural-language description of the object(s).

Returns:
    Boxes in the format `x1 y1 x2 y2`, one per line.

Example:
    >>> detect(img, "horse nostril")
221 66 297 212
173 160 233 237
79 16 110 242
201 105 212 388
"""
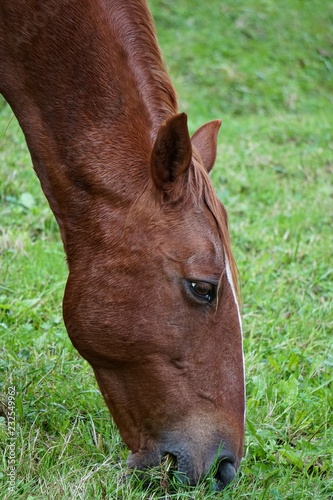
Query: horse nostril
214 458 236 490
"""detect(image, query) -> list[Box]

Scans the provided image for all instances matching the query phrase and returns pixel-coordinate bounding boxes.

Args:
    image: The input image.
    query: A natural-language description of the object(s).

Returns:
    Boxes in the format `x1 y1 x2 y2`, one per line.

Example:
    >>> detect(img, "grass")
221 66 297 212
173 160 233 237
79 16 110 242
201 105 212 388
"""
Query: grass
1 0 332 498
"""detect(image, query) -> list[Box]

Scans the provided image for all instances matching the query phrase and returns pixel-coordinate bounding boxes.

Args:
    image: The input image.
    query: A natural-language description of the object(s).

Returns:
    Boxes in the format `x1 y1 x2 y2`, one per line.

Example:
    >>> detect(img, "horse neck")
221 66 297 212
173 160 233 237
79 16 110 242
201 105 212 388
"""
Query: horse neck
106 0 178 135
0 0 178 260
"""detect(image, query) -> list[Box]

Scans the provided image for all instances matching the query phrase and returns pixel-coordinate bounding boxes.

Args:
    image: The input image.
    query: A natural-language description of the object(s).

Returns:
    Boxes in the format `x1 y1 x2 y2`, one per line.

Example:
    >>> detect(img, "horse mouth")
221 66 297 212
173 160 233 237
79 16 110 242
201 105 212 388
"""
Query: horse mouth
127 447 237 491
161 454 236 492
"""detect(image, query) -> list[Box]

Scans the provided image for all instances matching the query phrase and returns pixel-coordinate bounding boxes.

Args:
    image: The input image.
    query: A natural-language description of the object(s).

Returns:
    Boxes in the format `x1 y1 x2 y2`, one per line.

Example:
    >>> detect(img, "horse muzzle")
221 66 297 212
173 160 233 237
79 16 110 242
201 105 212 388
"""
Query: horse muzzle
127 438 239 490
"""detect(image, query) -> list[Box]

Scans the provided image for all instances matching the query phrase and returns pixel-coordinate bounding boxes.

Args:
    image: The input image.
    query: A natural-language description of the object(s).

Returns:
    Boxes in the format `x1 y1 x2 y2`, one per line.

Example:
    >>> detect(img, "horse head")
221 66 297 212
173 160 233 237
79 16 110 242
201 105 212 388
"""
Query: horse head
63 113 244 488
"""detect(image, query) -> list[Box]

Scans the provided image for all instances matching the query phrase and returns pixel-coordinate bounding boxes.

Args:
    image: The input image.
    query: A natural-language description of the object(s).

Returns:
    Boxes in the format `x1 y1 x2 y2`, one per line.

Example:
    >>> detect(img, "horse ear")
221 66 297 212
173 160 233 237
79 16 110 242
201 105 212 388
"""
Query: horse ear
150 113 192 190
191 120 222 173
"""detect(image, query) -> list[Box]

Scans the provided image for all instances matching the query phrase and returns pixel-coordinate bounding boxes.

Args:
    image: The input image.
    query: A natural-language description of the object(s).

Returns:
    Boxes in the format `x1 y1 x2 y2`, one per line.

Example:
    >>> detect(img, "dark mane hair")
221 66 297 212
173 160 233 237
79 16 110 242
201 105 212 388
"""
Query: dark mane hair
190 155 240 301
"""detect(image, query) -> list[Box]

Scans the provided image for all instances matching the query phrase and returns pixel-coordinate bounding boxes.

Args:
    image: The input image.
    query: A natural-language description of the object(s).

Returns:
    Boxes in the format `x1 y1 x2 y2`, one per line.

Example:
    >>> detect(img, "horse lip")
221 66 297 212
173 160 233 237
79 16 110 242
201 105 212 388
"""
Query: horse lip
127 443 238 489
160 444 202 485
162 446 238 489
127 449 161 470
125 440 195 485
166 452 193 485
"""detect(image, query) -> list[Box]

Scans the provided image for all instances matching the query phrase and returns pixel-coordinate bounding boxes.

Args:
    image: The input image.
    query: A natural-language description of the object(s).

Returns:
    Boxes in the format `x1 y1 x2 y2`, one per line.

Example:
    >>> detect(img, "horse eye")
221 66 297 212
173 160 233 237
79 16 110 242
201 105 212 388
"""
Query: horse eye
190 281 216 303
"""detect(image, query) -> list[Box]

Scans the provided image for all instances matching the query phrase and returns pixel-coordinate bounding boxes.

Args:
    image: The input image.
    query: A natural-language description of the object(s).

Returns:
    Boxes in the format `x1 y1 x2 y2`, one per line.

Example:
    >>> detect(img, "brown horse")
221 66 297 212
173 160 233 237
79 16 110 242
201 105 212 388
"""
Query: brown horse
0 0 245 490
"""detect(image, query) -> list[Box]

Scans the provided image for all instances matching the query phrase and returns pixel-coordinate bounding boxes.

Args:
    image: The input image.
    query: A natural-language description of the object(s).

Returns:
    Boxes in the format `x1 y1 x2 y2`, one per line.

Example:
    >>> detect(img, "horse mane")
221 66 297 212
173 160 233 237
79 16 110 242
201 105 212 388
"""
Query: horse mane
107 0 178 137
190 154 240 302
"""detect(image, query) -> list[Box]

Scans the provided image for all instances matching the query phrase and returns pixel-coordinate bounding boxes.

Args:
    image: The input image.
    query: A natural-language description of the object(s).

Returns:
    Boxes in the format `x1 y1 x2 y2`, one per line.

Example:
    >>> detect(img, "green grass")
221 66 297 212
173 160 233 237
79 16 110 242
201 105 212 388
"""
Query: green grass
1 0 333 498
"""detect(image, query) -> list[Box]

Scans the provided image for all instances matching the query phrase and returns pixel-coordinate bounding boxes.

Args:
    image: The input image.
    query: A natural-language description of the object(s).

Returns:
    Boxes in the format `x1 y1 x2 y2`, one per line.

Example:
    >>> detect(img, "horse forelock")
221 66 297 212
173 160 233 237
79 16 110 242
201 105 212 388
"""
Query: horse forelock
190 156 240 304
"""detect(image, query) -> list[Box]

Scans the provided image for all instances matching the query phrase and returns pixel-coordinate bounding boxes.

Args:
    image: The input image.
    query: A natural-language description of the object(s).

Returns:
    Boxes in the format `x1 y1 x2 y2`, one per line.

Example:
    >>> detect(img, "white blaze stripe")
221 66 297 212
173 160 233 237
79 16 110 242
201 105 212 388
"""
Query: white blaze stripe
225 254 246 420
225 255 242 333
